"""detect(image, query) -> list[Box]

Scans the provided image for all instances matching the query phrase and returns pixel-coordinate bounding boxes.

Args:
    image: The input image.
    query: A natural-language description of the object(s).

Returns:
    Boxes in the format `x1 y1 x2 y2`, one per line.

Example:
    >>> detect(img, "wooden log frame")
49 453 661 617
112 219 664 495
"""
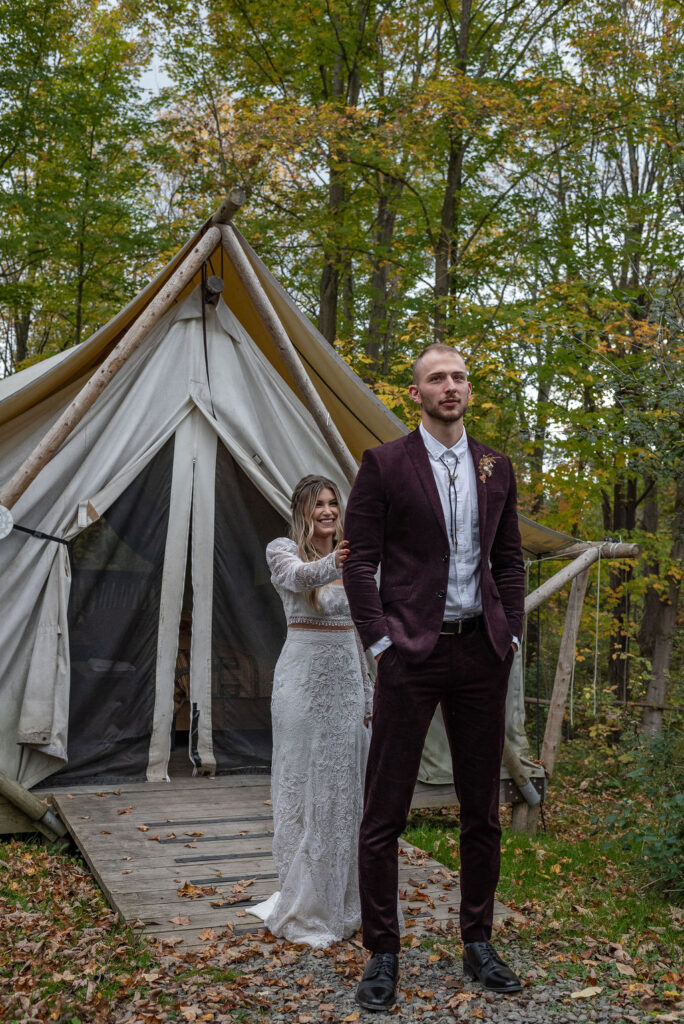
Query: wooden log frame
511 540 639 833
219 223 359 486
541 567 591 778
524 541 638 615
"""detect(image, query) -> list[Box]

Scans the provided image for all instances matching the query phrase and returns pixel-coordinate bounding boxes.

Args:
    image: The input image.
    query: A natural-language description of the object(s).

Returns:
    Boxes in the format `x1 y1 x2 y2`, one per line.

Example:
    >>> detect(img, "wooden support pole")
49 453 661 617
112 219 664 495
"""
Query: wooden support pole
209 188 246 225
524 542 639 616
540 567 591 777
0 226 222 511
511 801 538 835
220 223 358 486
0 770 67 841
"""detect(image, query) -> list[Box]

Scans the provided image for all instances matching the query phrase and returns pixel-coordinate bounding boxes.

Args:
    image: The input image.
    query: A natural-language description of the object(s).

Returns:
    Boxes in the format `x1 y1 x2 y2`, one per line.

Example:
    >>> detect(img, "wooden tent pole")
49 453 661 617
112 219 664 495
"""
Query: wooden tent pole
540 567 591 778
0 226 222 511
0 769 67 842
210 187 246 225
220 224 358 486
525 541 638 615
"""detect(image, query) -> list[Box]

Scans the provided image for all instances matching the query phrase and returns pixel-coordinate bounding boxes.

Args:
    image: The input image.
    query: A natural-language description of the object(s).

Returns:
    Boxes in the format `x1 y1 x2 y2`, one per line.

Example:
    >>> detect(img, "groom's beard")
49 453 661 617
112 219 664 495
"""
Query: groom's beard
418 391 469 424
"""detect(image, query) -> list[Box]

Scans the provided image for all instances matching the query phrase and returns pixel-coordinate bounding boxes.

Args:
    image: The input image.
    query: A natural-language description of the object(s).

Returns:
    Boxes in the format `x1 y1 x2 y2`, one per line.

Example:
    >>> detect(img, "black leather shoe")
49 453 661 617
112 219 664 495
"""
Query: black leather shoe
355 952 399 1011
463 941 522 993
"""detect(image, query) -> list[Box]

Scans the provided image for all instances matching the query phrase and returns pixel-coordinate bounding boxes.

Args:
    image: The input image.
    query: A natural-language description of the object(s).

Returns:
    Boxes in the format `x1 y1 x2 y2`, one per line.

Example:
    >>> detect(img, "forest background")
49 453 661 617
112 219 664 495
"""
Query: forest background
0 0 682 747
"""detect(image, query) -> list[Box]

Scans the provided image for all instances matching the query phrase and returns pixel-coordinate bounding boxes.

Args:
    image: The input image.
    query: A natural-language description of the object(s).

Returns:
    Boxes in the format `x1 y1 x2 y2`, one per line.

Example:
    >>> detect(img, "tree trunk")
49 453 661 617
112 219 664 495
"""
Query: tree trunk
603 473 637 703
434 138 465 342
12 311 30 367
433 0 471 342
641 475 684 736
366 175 402 373
317 51 361 346
638 478 660 662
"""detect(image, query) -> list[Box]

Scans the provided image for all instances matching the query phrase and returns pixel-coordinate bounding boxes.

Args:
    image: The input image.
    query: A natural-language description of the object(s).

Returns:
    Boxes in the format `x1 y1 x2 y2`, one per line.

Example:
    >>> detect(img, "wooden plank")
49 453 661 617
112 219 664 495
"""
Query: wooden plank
54 780 521 949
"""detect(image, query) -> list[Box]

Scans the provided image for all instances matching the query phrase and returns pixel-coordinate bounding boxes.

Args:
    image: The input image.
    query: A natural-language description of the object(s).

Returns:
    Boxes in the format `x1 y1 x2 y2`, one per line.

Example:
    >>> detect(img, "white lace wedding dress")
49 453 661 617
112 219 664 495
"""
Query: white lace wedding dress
249 537 373 948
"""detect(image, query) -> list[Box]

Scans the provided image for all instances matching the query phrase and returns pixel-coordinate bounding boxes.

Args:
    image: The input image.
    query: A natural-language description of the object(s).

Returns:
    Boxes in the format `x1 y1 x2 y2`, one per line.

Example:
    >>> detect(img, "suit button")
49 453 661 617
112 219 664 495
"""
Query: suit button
442 554 449 562
437 590 445 598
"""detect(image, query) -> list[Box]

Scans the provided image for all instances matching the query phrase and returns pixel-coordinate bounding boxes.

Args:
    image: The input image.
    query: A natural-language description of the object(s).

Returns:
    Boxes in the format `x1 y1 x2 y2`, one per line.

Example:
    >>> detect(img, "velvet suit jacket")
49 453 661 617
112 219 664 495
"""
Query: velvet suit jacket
343 428 525 663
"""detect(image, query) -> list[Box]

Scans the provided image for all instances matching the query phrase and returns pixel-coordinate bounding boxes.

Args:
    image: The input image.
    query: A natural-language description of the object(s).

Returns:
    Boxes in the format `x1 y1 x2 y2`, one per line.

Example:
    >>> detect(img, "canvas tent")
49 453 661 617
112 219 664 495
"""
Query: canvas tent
0 206 577 804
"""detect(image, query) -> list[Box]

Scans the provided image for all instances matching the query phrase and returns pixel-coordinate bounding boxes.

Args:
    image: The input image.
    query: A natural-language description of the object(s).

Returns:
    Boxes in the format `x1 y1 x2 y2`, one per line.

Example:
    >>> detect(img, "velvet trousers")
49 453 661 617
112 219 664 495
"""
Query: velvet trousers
358 629 513 952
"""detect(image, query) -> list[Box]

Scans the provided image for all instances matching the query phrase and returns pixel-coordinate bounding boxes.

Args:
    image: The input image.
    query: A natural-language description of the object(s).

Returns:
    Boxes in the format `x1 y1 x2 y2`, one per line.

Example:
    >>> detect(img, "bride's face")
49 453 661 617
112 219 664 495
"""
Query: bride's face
311 487 339 543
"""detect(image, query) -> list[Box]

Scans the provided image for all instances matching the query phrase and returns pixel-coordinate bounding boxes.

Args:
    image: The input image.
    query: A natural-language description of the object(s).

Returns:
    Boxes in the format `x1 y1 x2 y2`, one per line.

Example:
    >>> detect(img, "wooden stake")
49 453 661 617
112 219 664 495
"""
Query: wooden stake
540 567 591 777
0 226 222 510
220 224 358 486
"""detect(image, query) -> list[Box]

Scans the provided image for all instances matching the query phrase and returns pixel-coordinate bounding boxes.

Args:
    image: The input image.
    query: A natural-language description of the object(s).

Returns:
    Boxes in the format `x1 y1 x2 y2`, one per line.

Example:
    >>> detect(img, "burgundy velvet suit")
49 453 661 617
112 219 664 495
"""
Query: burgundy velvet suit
343 428 525 951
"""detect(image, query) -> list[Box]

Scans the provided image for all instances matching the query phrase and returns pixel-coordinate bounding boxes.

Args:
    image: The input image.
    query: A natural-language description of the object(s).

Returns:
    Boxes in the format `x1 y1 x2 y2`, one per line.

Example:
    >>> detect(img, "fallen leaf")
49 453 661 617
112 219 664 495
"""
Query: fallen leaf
178 880 218 897
615 962 637 977
138 825 149 832
170 915 191 926
570 986 603 999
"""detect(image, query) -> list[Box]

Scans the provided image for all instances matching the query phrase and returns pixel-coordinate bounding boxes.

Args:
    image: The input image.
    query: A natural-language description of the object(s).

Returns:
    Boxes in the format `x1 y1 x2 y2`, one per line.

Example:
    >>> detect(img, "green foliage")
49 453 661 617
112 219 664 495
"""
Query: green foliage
602 731 684 902
0 0 159 370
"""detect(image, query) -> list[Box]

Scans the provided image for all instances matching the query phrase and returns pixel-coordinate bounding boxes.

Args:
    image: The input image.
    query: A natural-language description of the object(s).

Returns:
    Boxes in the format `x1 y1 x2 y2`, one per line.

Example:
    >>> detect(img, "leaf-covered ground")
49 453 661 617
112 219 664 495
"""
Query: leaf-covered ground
1 735 682 1023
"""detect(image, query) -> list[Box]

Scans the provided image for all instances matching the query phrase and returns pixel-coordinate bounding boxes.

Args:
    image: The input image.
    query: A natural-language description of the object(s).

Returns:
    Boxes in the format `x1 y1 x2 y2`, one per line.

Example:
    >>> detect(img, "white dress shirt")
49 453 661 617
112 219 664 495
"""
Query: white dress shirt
419 423 482 619
369 424 518 656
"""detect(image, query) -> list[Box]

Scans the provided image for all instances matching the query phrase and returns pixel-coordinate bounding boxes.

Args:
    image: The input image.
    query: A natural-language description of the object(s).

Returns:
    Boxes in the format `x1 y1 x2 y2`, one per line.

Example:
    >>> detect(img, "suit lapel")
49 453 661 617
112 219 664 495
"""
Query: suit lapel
406 429 449 542
468 435 488 553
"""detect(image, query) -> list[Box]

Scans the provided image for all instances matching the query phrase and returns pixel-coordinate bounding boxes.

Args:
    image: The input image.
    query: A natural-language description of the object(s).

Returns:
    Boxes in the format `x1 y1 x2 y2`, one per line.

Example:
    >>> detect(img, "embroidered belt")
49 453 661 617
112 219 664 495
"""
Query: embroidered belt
288 622 354 632
439 615 484 636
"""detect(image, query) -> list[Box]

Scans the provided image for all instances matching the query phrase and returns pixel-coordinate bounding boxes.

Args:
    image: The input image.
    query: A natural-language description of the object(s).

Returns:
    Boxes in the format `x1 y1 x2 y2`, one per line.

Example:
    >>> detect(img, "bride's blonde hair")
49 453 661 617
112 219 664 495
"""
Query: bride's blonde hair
290 475 345 608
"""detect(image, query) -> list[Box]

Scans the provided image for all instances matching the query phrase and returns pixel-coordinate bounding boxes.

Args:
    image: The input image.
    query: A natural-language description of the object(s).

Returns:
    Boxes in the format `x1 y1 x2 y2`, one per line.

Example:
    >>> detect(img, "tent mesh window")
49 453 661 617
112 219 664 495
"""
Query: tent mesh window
50 438 174 784
210 442 287 773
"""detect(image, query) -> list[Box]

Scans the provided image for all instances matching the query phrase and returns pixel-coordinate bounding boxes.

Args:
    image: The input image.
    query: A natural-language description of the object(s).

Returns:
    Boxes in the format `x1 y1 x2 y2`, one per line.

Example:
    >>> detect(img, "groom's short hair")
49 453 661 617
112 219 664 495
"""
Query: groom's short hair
412 343 467 384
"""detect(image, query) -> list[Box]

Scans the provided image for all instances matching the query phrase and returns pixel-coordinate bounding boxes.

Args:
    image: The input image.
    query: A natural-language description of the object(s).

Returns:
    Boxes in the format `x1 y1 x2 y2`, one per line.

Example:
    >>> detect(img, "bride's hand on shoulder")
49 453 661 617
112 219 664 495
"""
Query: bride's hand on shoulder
335 539 350 568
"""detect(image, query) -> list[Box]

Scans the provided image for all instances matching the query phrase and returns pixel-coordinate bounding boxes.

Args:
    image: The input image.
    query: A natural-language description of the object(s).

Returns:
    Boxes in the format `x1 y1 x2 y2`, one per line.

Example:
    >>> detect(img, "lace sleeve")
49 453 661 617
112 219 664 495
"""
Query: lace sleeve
354 627 374 719
266 537 341 592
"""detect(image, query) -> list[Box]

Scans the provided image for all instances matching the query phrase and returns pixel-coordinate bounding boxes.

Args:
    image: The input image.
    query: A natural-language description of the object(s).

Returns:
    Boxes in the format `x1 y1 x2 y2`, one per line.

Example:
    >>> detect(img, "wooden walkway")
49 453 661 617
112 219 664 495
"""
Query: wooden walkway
53 775 520 952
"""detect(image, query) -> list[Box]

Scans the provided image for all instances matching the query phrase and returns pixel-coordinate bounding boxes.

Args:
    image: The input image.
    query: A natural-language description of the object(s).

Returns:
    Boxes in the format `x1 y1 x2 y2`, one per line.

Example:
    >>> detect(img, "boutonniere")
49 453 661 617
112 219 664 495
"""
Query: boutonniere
478 454 500 484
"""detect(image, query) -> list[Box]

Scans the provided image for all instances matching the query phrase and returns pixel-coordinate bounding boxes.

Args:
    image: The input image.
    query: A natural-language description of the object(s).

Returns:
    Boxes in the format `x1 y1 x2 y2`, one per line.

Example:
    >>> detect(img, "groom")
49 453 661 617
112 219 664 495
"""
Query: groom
343 343 525 1010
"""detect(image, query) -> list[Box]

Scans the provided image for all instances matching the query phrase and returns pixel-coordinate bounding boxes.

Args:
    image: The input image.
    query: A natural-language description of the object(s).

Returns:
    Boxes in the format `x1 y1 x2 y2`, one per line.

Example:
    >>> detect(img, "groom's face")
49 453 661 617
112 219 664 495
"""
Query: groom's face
409 351 472 424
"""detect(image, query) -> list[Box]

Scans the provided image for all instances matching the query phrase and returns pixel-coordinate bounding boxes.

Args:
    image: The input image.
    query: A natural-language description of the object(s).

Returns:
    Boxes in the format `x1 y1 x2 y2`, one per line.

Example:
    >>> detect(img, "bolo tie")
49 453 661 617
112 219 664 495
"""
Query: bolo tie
439 453 459 550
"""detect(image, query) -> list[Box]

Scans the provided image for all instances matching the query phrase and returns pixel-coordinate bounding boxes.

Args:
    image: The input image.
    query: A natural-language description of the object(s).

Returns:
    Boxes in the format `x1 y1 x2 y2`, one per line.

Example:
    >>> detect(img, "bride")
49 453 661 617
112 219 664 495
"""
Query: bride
250 475 372 948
